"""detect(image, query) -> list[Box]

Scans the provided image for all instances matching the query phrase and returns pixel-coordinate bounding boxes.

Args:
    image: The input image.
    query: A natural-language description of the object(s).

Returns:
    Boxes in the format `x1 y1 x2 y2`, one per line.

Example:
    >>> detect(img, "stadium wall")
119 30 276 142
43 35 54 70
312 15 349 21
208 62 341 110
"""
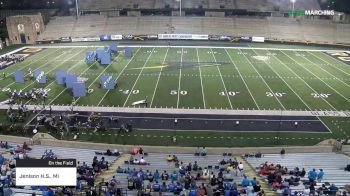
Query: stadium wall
0 134 334 154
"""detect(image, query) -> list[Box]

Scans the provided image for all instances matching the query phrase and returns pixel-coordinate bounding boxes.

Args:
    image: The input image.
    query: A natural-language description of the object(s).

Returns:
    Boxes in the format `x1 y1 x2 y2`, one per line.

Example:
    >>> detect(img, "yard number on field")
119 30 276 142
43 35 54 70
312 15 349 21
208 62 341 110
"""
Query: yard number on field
311 93 331 98
266 92 286 97
121 89 140 95
219 91 239 96
170 90 187 95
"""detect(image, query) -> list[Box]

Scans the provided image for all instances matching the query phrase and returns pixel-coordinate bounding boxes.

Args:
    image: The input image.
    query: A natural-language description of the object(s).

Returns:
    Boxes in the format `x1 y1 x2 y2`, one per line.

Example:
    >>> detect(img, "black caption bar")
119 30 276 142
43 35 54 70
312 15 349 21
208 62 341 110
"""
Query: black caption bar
17 159 76 168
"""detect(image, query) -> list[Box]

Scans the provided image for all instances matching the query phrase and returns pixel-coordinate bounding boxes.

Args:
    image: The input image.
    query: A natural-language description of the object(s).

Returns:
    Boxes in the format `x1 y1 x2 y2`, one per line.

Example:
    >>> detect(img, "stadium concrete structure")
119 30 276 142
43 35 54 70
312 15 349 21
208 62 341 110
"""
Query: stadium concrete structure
1 0 350 195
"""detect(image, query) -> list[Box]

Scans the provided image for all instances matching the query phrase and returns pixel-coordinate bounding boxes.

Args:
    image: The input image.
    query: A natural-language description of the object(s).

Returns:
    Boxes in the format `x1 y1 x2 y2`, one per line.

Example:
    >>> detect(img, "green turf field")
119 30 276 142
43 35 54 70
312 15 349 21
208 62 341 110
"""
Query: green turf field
1 46 350 111
1 45 350 147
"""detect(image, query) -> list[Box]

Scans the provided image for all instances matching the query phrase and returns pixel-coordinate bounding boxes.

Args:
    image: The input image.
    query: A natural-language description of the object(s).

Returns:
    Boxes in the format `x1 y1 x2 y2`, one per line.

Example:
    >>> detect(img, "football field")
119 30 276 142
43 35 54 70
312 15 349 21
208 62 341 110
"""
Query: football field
1 45 350 147
1 46 350 111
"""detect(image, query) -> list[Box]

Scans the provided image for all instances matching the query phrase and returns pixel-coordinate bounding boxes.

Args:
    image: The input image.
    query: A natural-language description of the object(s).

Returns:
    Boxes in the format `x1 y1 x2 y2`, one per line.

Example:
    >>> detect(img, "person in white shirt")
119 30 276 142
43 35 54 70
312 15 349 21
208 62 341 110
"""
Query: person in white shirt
133 159 140 164
140 157 146 164
238 162 244 176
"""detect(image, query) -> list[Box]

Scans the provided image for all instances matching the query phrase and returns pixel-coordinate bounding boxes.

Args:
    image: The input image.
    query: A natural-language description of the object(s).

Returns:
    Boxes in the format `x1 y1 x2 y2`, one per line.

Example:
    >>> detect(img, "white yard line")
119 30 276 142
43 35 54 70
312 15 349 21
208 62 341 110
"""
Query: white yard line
195 48 206 109
224 49 260 110
176 48 183 109
273 50 337 110
75 53 121 103
122 48 155 107
19 49 85 92
210 48 233 109
240 49 286 110
150 48 169 107
284 51 350 103
309 52 350 76
97 48 141 106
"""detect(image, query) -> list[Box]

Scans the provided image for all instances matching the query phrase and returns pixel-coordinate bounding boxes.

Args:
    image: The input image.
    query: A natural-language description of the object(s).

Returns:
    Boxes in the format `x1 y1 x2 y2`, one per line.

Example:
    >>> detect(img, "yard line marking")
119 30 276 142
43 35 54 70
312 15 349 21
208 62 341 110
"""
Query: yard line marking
1 48 69 89
309 52 350 76
123 48 155 107
195 48 206 109
0 48 60 75
19 49 85 92
150 47 169 107
97 48 141 106
284 51 350 103
176 48 183 109
225 49 260 110
240 49 286 110
210 48 232 109
75 52 121 103
273 50 337 110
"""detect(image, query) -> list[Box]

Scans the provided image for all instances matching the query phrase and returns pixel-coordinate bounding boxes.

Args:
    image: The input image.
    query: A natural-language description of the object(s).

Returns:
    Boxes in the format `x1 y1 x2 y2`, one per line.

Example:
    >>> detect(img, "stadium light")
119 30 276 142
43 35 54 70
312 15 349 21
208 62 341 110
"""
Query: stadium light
291 0 296 18
176 0 182 16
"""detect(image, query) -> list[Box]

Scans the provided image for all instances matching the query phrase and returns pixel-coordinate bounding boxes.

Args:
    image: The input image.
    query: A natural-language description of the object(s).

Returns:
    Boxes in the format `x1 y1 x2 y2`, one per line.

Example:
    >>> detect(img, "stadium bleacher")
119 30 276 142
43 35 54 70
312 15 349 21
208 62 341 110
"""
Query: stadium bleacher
38 15 350 44
245 152 350 194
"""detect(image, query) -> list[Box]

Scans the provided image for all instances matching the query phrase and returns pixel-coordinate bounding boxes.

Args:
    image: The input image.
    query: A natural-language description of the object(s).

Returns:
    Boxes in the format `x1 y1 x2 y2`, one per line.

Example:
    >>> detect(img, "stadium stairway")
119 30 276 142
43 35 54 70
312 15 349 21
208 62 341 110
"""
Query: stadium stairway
95 153 131 185
237 156 276 195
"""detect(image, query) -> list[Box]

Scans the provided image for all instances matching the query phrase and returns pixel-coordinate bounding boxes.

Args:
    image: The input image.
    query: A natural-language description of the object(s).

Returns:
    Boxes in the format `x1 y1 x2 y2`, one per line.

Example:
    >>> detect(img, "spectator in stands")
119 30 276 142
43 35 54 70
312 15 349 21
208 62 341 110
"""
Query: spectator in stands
140 157 146 165
193 161 199 171
153 170 160 181
166 155 173 162
317 169 324 182
300 168 306 177
133 159 140 164
170 171 178 181
282 186 291 196
139 147 144 155
197 185 206 196
160 182 167 192
328 184 339 195
152 181 160 192
238 162 244 175
317 184 329 195
253 181 261 193
201 147 207 156
307 168 317 182
241 175 250 187
161 170 169 181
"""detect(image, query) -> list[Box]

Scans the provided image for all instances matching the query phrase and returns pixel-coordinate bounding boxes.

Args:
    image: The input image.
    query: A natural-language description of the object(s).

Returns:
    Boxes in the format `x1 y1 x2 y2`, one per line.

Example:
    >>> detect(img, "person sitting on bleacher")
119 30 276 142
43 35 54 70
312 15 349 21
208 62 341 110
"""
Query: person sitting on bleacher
139 157 146 165
160 181 167 192
133 158 139 164
170 171 178 181
202 168 209 180
317 184 329 195
166 154 173 162
193 161 199 171
161 170 169 181
201 147 207 156
167 181 176 192
179 166 187 175
152 181 160 192
116 166 124 173
223 171 233 181
187 162 192 171
153 170 160 181
328 184 339 195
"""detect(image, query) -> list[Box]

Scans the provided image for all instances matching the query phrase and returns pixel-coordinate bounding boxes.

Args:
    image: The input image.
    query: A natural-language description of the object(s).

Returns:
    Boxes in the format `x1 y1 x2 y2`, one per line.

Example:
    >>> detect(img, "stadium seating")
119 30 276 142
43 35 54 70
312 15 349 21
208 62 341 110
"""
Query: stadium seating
38 15 350 44
245 152 350 193
77 0 320 11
